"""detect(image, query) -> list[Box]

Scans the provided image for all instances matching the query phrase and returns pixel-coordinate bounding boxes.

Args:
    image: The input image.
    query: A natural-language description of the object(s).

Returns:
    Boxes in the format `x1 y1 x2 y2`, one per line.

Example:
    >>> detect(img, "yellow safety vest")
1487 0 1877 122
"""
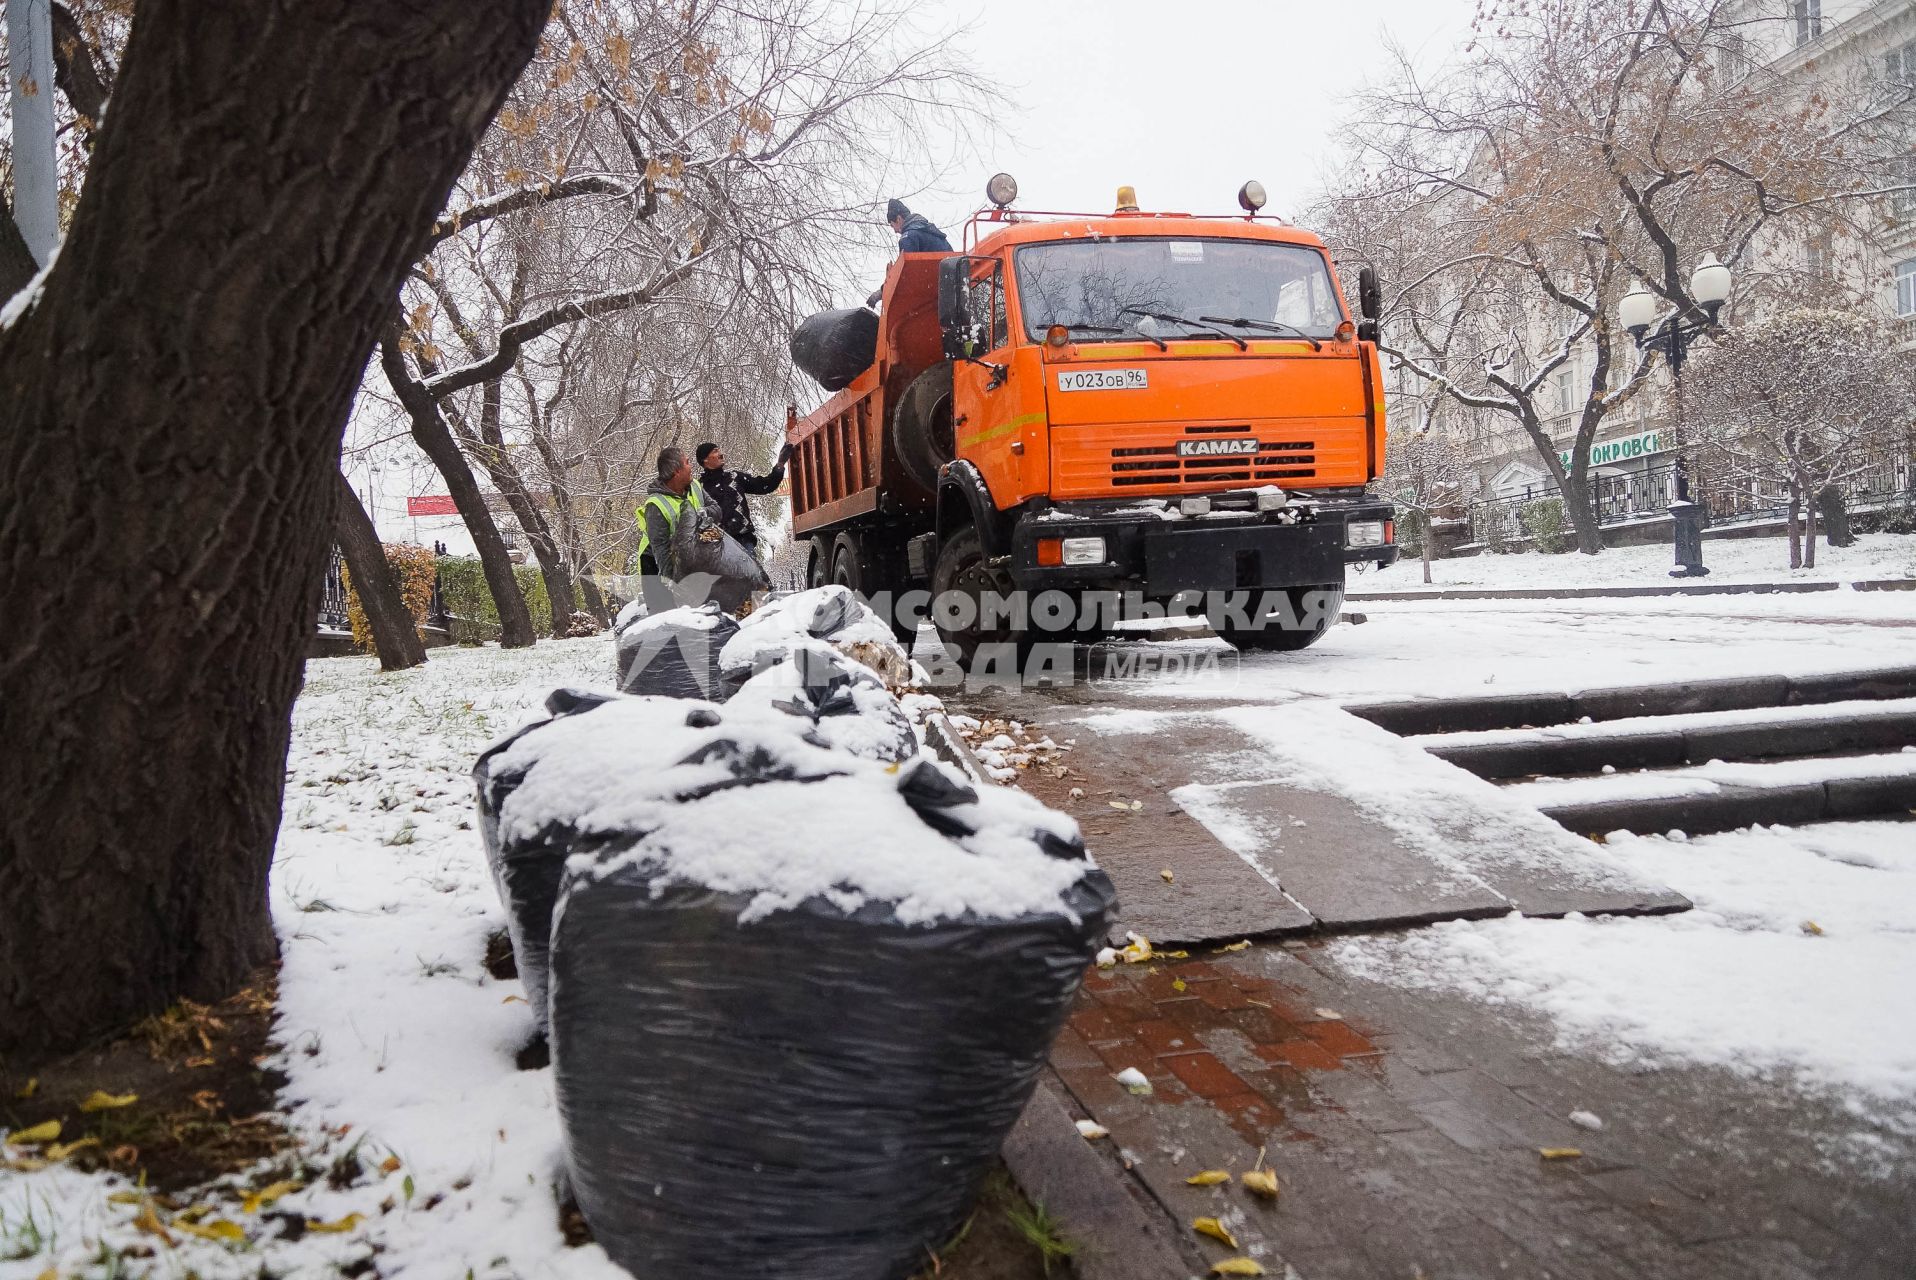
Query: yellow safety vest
634 483 705 562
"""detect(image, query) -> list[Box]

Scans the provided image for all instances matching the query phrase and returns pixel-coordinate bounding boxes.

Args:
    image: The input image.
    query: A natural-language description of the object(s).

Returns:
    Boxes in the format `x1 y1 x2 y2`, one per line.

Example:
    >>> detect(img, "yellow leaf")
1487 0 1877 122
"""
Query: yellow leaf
46 1137 99 1161
1802 920 1824 936
34 1268 56 1280
107 1190 147 1206
241 1180 302 1214
1212 1260 1267 1277
4 1119 61 1146
15 1078 37 1100
175 1218 246 1243
1539 1147 1583 1160
379 1155 403 1175
501 995 527 1005
3 1156 49 1172
1160 868 1175 882
1241 1169 1280 1199
1185 1169 1231 1186
1193 1217 1240 1248
133 1202 175 1245
1215 940 1251 953
304 1213 365 1235
79 1090 138 1112
1108 801 1131 811
1172 978 1188 993
1162 950 1190 959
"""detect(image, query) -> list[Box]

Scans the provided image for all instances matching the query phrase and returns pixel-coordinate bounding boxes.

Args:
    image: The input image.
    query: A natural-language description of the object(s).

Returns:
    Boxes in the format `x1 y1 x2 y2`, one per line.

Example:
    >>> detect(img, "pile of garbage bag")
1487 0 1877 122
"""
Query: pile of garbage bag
476 688 1114 1280
615 603 742 700
722 584 911 690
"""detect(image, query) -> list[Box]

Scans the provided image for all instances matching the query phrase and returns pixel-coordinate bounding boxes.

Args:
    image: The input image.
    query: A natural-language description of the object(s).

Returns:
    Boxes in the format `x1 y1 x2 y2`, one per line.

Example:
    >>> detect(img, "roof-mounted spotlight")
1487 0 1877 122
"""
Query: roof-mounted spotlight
1237 180 1268 215
986 172 1019 208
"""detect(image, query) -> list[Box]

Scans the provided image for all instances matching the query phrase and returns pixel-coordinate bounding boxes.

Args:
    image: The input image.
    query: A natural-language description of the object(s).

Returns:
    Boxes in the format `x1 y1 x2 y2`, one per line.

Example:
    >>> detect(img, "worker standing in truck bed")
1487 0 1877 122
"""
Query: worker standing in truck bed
868 199 953 305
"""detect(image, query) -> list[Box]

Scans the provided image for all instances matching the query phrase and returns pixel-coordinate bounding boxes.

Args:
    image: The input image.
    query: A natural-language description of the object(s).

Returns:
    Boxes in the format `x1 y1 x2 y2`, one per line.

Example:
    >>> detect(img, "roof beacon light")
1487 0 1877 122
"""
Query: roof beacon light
1115 185 1140 213
1237 180 1268 214
986 172 1019 208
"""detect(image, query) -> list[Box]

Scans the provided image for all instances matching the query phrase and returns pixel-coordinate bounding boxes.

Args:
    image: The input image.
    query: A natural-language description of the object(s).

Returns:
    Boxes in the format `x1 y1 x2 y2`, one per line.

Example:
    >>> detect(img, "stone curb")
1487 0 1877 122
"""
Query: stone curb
1346 577 1915 603
1540 772 1916 838
922 710 992 787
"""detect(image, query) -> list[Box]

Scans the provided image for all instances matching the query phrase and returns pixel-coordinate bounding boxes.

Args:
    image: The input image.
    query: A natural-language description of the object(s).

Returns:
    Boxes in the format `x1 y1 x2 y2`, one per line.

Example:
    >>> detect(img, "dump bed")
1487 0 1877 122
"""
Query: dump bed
788 255 946 537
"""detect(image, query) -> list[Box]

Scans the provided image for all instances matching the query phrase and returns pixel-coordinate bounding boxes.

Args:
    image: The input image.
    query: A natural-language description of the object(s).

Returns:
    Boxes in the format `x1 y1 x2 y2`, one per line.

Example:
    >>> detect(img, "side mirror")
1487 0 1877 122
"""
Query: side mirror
1357 266 1382 343
938 256 973 361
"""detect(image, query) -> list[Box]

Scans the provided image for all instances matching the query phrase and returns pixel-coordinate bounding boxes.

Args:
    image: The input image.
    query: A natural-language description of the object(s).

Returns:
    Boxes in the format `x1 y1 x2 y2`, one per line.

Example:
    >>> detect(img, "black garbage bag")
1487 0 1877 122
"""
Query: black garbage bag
729 639 918 763
615 603 743 699
721 585 909 688
790 306 879 391
485 691 1114 1280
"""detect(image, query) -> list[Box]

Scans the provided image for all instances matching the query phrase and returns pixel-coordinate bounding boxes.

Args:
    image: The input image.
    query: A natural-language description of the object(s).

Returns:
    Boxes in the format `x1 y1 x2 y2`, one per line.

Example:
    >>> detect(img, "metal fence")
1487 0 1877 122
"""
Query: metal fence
1463 450 1915 547
316 546 453 635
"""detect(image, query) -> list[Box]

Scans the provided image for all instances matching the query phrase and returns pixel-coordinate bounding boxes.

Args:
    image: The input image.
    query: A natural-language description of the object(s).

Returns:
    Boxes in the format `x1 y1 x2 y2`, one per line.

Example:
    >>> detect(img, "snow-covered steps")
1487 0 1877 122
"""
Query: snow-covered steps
1345 664 1916 736
1413 697 1916 781
1513 751 1916 838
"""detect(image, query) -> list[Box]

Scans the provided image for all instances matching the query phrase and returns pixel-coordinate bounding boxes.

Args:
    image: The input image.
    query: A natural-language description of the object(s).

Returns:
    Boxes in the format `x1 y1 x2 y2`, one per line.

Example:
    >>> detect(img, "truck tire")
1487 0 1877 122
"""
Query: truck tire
831 531 920 649
806 536 831 590
930 526 1033 671
892 362 955 494
1222 584 1344 652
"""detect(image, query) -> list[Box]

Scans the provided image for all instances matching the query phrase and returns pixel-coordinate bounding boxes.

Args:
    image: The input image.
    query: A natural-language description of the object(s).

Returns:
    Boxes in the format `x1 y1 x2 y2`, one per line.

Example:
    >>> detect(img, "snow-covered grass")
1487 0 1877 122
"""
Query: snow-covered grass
2 638 630 1280
1361 528 1915 591
1331 819 1916 1140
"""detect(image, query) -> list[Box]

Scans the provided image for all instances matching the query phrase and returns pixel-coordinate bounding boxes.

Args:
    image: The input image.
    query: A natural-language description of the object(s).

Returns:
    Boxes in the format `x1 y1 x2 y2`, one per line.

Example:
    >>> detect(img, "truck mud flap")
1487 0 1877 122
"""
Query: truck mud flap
1142 522 1343 595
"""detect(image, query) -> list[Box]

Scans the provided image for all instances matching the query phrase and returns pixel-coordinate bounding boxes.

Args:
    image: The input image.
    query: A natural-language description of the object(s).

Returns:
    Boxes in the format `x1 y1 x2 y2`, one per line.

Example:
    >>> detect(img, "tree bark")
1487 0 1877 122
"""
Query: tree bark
1557 468 1605 555
50 2 113 136
460 381 577 636
335 472 428 671
1803 474 1819 569
1787 484 1804 569
0 0 551 1057
381 336 538 649
577 570 611 626
1 197 37 298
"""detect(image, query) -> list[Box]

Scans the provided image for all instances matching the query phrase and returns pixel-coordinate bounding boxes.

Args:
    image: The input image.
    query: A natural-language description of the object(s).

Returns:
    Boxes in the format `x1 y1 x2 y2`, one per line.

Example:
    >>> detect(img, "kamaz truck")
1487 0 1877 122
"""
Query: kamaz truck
785 175 1397 669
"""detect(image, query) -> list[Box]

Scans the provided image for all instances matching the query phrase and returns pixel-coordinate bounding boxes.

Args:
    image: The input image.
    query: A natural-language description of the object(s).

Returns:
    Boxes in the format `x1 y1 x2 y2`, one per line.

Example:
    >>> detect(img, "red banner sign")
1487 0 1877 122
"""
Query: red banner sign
407 494 459 516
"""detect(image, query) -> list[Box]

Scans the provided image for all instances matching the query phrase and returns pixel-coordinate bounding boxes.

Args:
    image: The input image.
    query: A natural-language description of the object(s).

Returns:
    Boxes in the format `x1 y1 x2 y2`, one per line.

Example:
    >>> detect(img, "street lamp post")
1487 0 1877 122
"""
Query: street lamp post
1618 253 1732 578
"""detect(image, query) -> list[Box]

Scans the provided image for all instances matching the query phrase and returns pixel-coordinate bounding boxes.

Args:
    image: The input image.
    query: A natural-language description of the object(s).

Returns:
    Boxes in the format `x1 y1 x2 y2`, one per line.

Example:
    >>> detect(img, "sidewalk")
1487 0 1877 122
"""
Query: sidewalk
1347 578 1916 603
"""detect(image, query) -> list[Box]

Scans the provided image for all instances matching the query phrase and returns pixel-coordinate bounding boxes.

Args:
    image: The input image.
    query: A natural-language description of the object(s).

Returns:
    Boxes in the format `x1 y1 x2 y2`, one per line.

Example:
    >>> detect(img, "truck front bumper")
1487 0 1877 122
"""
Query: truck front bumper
1007 492 1397 595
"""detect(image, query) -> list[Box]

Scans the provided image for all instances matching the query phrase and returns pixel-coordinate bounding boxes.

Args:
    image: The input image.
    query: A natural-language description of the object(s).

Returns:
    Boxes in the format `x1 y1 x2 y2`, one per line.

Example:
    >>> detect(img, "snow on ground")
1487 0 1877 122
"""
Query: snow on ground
2 638 630 1280
1360 528 1915 591
1331 820 1916 1138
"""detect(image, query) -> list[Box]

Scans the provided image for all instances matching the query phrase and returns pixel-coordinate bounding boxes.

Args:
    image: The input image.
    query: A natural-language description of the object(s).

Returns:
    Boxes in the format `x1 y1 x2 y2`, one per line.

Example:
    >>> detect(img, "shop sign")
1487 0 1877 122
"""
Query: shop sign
1560 428 1668 471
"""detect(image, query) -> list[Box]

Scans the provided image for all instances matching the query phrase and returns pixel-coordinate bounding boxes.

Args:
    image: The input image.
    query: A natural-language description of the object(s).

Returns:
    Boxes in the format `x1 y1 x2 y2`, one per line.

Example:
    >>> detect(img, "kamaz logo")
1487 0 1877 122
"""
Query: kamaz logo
1176 438 1261 457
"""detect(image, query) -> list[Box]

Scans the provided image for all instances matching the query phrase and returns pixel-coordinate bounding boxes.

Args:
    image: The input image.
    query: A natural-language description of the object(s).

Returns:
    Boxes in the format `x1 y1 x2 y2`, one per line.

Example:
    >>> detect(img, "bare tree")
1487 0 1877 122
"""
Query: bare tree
1318 0 1913 555
0 0 550 1056
1685 308 1916 569
1383 414 1476 584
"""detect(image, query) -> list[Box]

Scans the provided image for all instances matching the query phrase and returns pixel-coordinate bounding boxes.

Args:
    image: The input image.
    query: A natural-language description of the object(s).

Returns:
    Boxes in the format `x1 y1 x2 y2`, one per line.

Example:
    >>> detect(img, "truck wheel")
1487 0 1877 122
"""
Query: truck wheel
806 536 831 590
830 532 866 591
1223 584 1344 652
930 526 1032 671
892 362 954 494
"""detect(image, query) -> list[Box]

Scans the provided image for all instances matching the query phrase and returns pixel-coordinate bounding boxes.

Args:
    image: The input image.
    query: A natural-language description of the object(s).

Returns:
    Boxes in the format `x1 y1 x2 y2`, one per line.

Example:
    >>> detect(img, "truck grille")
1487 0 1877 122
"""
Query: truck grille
1110 434 1316 487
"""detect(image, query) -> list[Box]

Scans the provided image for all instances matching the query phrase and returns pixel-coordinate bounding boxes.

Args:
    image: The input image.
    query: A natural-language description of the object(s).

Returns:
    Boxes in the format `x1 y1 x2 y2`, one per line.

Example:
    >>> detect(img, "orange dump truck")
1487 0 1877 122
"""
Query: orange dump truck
786 177 1396 668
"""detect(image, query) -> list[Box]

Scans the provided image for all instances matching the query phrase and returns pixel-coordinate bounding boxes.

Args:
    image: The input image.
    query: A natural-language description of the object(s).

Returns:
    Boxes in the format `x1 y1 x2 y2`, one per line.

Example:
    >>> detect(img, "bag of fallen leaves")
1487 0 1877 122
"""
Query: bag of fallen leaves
669 506 769 613
485 688 1114 1280
614 603 745 700
724 639 918 764
721 584 912 690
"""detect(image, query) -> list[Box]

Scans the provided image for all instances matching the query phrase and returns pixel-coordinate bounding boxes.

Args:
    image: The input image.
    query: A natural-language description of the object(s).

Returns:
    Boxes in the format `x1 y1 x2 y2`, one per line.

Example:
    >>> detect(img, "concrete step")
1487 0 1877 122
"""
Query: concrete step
1346 665 1916 736
1521 752 1916 837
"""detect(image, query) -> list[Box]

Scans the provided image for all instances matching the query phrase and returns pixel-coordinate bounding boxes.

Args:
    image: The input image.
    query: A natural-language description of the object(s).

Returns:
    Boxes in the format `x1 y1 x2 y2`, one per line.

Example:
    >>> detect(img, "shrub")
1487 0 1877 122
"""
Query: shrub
1480 506 1512 554
435 555 551 636
1519 497 1571 554
342 543 437 653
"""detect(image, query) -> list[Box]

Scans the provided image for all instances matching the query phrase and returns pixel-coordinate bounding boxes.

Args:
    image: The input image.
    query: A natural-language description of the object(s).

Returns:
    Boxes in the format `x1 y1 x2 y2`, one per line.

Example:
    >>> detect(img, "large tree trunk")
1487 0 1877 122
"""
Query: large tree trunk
335 471 428 671
1557 468 1605 555
459 382 577 636
381 339 538 649
0 0 550 1058
1803 473 1819 569
1 197 38 297
1787 483 1804 569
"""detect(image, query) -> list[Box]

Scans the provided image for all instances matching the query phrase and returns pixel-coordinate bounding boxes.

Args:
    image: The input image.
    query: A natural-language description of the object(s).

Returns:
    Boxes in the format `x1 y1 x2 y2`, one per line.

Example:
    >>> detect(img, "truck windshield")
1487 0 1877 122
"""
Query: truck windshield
1013 238 1343 344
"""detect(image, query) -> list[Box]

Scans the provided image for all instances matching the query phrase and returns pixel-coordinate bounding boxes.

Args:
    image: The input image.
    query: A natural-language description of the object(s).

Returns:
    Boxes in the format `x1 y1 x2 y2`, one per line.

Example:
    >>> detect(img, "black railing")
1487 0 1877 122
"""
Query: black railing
318 546 351 631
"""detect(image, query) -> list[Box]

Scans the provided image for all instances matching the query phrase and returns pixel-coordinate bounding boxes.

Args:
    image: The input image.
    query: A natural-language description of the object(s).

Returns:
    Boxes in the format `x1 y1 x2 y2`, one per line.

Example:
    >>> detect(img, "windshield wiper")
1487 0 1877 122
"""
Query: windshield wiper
1036 320 1165 351
1199 315 1322 351
1121 307 1248 350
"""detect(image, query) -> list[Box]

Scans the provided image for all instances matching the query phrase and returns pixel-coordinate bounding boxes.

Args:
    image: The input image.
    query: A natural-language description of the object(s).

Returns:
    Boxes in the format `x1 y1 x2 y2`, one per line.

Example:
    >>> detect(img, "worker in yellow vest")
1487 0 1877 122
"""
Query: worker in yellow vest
635 445 705 614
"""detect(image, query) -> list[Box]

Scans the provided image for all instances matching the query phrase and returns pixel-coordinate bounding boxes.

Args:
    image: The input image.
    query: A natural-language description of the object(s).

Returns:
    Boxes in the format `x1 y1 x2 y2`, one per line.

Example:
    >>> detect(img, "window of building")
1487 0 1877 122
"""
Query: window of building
1893 153 1916 218
1897 259 1916 318
1791 0 1822 48
1717 31 1751 82
1805 233 1832 278
1886 37 1916 84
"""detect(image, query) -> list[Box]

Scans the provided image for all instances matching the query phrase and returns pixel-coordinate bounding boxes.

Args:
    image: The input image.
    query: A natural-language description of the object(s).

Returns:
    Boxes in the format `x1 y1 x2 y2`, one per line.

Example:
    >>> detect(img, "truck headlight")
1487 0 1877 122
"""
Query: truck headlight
1061 536 1106 565
1179 496 1212 517
1346 520 1386 548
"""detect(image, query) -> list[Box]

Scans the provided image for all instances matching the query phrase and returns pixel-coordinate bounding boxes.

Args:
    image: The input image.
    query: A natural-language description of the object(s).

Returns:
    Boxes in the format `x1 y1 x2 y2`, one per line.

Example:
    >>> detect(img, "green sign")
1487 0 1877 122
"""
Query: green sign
1560 428 1668 471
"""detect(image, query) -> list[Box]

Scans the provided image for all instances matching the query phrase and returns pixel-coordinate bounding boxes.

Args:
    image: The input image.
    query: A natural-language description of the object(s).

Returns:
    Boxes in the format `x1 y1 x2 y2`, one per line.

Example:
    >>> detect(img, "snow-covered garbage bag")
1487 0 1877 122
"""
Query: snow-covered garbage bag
723 584 911 690
486 690 1114 1280
669 505 770 613
615 603 744 700
727 637 918 763
611 596 646 636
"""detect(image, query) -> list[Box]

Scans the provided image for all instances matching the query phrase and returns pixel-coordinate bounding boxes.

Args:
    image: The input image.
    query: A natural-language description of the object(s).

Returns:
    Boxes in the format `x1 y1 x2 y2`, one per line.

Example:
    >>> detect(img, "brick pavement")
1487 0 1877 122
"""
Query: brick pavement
1044 942 1916 1279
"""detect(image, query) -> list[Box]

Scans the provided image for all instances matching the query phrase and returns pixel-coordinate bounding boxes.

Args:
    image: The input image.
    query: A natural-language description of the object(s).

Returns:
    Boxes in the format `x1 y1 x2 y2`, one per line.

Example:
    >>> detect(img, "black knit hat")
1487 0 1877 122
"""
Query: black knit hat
695 442 721 466
885 198 909 223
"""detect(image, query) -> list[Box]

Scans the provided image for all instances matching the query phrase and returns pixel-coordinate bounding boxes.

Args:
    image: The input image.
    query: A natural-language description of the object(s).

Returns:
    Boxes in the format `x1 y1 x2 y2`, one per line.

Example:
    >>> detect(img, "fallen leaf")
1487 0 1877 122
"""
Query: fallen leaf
501 994 528 1005
1802 920 1824 936
34 1268 56 1280
2 1156 49 1172
1215 940 1250 953
1241 1169 1280 1198
1074 1120 1109 1140
186 1056 216 1069
1539 1147 1583 1160
79 1090 138 1112
1194 1216 1240 1248
1162 949 1189 959
240 1180 302 1214
1313 1008 1343 1021
4 1119 61 1146
1185 1170 1231 1186
1160 868 1175 882
1114 1067 1154 1096
379 1155 403 1175
1108 801 1131 811
304 1213 365 1234
46 1137 99 1161
14 1078 37 1100
133 1201 175 1245
1211 1260 1266 1276
108 1190 149 1205
1130 799 1144 810
174 1218 246 1244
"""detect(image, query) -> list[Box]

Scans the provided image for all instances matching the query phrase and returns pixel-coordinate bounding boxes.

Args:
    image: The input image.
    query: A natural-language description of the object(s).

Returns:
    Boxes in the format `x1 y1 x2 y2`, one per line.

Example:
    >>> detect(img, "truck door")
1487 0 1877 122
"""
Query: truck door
952 257 1045 505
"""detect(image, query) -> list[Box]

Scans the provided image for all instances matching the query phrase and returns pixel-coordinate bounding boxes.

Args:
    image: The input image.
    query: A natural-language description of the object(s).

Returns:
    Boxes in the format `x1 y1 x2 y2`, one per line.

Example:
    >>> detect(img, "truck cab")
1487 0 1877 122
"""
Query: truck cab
786 178 1397 669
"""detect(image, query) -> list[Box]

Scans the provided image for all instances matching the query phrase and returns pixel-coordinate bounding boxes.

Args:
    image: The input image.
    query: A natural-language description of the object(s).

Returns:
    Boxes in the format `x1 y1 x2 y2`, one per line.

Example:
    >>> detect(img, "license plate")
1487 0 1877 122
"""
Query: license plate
1056 368 1148 392
1176 437 1260 457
